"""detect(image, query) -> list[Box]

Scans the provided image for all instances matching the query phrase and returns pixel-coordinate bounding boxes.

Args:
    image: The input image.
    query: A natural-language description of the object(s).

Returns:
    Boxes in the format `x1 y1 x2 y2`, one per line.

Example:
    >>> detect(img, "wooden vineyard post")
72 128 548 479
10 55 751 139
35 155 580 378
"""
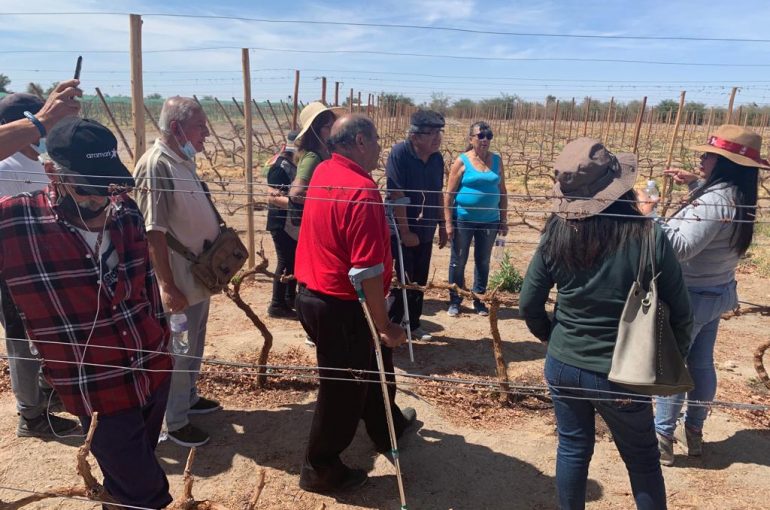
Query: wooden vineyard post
550 100 560 159
266 100 286 141
632 96 647 154
334 81 340 106
357 91 362 113
321 76 327 105
242 49 255 268
601 96 614 141
349 88 354 113
582 97 591 136
566 97 575 141
292 70 300 130
96 87 134 161
727 86 738 123
253 100 278 148
661 91 687 215
214 97 245 149
129 14 145 167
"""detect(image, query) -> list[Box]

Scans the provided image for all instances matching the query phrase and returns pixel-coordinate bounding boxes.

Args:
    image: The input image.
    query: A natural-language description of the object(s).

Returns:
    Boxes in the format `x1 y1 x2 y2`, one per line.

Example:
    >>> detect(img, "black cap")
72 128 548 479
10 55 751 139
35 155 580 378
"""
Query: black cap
410 109 445 130
47 117 135 196
0 93 45 124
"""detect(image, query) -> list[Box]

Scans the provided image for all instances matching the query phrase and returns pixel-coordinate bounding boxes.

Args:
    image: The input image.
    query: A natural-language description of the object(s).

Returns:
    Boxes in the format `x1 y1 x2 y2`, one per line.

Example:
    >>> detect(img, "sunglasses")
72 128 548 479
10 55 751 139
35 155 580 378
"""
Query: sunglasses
475 131 494 140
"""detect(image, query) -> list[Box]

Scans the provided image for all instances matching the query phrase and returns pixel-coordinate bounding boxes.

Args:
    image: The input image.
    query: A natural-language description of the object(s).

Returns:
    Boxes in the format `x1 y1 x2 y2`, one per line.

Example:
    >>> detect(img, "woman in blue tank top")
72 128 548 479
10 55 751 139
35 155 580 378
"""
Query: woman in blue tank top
443 121 508 316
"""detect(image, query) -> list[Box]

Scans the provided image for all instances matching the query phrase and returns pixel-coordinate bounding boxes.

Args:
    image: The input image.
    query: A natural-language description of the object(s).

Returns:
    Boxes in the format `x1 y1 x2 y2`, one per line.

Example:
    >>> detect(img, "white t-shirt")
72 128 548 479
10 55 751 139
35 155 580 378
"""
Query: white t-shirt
0 152 47 197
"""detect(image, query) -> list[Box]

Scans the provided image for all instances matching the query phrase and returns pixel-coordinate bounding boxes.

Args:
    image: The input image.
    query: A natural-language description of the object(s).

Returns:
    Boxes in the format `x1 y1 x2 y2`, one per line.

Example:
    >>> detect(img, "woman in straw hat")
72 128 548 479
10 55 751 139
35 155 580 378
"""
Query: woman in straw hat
287 101 342 207
520 138 692 509
640 125 766 466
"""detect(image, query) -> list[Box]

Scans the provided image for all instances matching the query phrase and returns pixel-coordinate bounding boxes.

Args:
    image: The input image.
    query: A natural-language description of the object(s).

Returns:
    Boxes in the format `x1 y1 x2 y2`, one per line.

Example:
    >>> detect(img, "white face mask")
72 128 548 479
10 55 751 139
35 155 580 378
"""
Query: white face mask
175 125 197 160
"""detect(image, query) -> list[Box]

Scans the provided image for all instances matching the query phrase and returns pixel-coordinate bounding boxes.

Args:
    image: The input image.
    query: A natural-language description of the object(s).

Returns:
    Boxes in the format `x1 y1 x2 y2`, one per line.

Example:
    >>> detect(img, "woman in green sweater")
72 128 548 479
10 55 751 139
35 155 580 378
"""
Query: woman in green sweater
519 138 692 510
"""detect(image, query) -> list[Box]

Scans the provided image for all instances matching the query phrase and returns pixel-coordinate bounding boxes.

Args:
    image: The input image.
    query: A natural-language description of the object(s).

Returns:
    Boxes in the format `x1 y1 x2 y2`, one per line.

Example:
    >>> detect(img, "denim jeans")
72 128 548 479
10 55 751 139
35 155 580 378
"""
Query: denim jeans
655 281 738 437
545 354 666 510
448 220 497 305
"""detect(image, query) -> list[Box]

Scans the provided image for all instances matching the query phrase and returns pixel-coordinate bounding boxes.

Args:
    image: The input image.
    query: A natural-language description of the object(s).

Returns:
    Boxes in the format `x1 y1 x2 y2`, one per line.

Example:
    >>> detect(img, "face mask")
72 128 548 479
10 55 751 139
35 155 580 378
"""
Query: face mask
57 193 109 221
30 138 46 155
175 125 197 160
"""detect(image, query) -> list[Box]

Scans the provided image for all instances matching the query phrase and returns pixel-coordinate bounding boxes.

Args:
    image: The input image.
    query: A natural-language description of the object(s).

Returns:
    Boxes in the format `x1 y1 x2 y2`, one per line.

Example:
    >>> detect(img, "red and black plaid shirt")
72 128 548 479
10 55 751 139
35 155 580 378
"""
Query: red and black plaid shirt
0 187 172 416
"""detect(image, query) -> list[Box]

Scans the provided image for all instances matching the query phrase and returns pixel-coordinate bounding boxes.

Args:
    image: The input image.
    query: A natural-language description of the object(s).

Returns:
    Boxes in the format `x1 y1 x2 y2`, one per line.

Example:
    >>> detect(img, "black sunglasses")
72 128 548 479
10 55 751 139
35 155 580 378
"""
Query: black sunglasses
475 131 493 140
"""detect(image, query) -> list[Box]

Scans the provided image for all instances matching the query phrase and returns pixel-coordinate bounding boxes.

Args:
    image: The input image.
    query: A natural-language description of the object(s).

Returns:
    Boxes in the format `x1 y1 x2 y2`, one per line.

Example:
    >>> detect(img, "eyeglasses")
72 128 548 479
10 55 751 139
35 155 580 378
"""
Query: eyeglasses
475 131 494 140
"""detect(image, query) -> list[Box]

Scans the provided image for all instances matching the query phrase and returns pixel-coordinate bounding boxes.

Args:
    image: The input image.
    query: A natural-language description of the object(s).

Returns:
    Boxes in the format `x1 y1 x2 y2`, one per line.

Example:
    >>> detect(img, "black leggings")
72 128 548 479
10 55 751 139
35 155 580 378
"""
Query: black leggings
270 230 298 308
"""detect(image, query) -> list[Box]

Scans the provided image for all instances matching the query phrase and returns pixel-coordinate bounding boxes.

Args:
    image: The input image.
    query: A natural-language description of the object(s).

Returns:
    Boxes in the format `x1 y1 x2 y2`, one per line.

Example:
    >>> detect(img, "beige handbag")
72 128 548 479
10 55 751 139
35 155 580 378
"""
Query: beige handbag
608 227 694 396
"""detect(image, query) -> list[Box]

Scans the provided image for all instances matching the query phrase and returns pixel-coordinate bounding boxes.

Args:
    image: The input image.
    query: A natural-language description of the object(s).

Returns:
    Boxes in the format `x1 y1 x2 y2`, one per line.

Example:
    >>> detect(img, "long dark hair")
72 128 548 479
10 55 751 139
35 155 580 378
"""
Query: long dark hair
688 155 758 256
542 189 650 273
297 110 335 159
464 121 491 151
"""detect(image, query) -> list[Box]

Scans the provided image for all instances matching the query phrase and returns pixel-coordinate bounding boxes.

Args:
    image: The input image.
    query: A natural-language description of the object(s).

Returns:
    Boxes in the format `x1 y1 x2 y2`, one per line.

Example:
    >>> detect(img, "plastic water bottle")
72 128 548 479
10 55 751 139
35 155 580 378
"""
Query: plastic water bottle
168 313 189 354
645 180 659 212
28 340 39 357
493 234 507 262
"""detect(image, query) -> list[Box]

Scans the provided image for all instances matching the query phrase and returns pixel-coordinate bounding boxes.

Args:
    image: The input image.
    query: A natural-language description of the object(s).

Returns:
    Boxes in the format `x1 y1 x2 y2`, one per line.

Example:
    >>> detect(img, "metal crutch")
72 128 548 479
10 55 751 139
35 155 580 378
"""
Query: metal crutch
385 196 414 362
348 268 408 510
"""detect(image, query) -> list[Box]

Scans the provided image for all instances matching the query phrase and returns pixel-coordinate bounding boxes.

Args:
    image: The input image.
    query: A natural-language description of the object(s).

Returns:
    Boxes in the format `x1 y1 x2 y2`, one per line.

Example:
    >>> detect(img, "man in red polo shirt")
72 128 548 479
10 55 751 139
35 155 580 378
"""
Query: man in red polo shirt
295 114 415 494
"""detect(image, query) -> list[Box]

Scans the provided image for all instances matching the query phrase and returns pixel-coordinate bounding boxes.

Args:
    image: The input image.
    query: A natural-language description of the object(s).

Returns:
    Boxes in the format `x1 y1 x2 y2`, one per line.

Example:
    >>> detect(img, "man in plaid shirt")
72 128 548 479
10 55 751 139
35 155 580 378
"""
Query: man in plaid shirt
0 117 173 509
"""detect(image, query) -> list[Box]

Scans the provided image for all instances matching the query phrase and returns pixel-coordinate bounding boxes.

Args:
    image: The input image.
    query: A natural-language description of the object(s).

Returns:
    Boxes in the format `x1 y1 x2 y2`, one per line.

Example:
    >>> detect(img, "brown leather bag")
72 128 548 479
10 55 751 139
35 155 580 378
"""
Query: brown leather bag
166 181 248 294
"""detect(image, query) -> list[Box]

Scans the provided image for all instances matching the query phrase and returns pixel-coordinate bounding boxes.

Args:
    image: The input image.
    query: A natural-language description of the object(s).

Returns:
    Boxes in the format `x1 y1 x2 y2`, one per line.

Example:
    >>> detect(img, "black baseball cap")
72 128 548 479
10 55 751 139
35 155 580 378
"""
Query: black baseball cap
46 117 135 196
0 93 44 124
410 110 445 130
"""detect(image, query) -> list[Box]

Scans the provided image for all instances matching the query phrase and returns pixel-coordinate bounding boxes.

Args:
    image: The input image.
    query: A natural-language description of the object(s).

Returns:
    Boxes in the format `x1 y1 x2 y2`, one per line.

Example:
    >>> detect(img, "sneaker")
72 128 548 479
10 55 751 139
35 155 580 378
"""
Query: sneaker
447 304 460 317
473 300 489 317
411 327 432 341
299 465 368 494
167 423 210 447
189 396 222 415
674 421 703 457
657 433 674 466
304 335 316 347
267 304 297 319
17 413 80 438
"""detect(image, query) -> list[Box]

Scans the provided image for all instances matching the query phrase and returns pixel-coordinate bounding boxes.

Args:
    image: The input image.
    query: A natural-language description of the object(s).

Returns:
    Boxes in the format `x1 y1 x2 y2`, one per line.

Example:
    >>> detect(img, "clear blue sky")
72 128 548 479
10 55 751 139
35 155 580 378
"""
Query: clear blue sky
3 0 770 107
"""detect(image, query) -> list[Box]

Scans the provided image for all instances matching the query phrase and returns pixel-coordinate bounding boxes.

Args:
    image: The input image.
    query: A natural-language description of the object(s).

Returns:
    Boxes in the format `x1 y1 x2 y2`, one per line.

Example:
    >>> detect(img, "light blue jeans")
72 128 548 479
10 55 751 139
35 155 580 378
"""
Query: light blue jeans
448 220 498 305
655 281 738 437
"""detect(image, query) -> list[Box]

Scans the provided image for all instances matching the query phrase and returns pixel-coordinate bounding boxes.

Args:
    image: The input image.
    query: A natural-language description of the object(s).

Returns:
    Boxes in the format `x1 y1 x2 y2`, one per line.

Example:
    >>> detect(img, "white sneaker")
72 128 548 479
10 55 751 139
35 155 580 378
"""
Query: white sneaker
447 304 460 317
304 335 316 347
411 327 432 341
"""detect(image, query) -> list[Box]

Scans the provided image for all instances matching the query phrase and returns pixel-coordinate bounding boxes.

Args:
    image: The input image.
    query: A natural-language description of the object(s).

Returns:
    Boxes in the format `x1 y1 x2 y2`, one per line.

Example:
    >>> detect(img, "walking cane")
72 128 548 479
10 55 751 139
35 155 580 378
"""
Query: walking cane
385 197 415 362
348 268 408 510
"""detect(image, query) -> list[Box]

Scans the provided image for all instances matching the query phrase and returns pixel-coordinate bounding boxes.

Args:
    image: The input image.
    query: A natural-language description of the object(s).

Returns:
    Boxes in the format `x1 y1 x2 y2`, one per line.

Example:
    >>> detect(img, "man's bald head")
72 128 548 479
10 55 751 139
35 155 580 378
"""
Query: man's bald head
327 114 380 172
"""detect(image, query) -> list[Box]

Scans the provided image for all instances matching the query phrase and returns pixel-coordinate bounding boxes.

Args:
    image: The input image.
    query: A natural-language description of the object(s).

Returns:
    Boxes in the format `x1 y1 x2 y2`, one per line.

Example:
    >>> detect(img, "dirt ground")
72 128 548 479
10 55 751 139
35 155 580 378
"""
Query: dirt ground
1 223 769 510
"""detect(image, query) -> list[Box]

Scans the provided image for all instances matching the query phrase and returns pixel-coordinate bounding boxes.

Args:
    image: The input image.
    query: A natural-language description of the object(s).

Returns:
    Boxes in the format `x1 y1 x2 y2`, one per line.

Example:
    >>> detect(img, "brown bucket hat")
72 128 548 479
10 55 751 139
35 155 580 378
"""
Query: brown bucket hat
552 137 638 219
689 124 770 169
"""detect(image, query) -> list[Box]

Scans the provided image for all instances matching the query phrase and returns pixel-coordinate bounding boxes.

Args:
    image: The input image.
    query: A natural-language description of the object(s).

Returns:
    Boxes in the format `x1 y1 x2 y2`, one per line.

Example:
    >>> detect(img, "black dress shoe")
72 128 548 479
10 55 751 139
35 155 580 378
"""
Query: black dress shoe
299 464 368 494
267 305 297 319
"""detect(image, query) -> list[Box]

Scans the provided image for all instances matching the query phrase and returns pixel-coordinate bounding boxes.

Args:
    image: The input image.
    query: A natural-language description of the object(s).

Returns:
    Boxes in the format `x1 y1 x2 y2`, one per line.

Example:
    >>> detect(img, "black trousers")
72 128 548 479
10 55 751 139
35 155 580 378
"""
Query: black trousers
296 286 406 483
388 238 433 331
80 378 172 509
270 230 298 309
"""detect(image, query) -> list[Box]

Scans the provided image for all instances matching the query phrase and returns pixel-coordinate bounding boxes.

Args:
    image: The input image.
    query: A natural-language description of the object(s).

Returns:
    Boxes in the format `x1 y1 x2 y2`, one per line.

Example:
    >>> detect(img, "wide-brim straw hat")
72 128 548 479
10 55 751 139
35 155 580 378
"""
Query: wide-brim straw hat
552 137 638 219
295 102 345 142
689 124 770 170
